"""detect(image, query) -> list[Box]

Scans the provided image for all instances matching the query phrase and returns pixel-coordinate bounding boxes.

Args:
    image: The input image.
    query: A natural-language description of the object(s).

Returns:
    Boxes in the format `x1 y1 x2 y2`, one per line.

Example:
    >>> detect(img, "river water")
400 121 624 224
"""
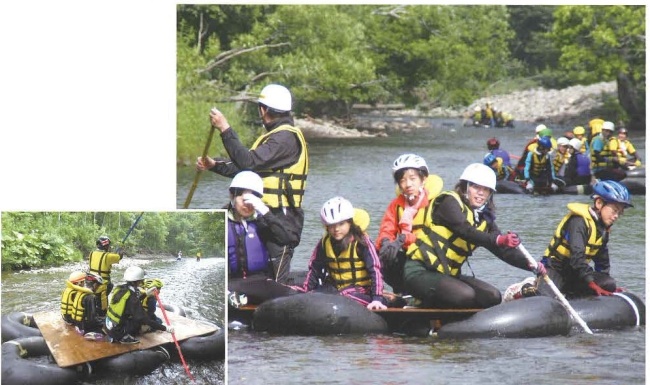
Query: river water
176 119 645 385
0 255 225 385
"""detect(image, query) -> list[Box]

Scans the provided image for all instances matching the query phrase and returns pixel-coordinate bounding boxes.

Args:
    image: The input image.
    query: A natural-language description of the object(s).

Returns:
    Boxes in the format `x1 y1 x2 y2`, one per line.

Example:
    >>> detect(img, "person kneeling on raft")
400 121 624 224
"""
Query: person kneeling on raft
104 266 174 344
537 180 632 299
404 163 546 309
61 271 106 339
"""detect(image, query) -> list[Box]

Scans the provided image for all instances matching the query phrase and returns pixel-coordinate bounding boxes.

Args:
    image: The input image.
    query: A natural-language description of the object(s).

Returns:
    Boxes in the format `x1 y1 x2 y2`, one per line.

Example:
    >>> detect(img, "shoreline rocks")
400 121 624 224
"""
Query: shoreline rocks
299 81 617 138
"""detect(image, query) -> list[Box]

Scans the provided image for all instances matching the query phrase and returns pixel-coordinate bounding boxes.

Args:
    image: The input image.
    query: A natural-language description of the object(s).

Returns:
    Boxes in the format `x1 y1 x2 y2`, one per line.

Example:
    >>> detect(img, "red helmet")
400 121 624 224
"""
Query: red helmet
487 137 500 150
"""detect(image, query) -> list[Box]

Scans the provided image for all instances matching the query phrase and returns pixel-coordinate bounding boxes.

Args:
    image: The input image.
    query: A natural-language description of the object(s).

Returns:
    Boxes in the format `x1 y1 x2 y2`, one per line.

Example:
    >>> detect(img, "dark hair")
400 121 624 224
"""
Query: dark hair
394 168 428 184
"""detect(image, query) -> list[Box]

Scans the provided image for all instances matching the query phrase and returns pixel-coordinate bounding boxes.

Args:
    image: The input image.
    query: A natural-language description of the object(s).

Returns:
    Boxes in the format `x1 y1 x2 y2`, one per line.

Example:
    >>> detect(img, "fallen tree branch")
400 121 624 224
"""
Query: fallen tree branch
201 42 290 73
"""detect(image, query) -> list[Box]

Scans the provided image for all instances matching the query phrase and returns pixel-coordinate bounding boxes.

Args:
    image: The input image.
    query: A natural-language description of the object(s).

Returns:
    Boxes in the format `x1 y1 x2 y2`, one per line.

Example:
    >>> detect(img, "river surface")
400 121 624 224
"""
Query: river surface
1 256 225 385
177 119 645 385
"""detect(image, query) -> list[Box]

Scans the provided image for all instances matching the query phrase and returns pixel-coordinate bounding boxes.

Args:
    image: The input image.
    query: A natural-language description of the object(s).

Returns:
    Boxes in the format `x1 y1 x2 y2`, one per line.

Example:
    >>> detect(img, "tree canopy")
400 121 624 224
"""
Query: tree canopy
1 212 225 271
176 5 645 161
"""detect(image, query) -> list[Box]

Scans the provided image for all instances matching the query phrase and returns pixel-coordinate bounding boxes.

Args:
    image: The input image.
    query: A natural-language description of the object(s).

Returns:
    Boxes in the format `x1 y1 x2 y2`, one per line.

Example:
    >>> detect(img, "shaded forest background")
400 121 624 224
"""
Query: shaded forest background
1 212 225 271
176 5 645 164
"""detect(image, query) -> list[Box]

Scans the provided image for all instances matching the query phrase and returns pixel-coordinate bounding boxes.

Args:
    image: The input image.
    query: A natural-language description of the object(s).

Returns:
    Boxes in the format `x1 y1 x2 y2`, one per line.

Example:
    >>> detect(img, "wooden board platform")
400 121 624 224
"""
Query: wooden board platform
33 310 218 367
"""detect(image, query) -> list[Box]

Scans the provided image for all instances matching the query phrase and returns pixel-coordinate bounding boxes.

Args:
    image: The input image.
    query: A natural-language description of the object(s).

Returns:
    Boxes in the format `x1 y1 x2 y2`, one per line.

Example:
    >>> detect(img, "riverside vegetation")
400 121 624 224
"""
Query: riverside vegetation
176 5 644 163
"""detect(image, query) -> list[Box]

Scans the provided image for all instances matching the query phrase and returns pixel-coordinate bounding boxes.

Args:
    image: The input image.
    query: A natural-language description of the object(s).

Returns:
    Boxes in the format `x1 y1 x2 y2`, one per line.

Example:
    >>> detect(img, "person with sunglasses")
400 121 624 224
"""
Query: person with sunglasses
537 180 632 298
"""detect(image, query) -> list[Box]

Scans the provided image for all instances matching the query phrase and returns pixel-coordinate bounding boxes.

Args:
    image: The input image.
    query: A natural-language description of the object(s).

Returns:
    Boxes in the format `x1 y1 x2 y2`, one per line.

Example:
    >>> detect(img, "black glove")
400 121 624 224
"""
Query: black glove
379 235 405 267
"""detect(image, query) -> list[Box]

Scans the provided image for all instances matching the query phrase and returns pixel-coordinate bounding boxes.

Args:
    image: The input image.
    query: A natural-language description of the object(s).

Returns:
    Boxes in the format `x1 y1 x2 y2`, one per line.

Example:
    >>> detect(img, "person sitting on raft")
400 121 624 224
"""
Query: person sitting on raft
537 180 632 299
227 170 300 306
483 153 513 181
303 196 387 310
105 266 174 344
61 271 106 340
403 163 546 309
141 278 164 324
523 136 559 193
563 138 592 186
486 137 512 168
614 127 642 169
376 154 440 297
590 121 626 182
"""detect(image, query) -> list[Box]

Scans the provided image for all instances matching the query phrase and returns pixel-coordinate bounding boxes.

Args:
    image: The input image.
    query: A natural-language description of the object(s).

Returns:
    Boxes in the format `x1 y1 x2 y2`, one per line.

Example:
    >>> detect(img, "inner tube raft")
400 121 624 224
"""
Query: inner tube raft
1 336 90 385
174 328 225 360
570 291 645 330
252 292 388 335
92 346 170 376
436 296 572 339
1 312 42 342
496 179 645 195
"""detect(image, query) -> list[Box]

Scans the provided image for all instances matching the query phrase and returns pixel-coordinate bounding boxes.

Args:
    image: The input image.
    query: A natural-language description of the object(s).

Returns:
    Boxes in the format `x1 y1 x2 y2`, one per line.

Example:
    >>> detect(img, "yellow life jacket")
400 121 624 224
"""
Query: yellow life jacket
139 287 149 312
60 281 93 322
579 137 588 154
590 135 615 169
529 152 550 177
543 203 605 262
407 191 488 277
251 125 309 208
322 235 371 290
107 285 135 325
88 250 121 282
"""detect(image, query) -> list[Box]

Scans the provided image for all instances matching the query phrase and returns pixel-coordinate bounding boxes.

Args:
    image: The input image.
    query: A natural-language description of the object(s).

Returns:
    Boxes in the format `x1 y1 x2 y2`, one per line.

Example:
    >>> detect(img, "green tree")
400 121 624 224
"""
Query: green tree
549 5 645 129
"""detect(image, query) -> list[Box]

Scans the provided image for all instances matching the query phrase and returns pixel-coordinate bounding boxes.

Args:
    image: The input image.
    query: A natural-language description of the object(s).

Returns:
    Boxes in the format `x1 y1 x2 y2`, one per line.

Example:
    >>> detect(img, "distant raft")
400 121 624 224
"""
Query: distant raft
252 292 389 335
496 179 645 195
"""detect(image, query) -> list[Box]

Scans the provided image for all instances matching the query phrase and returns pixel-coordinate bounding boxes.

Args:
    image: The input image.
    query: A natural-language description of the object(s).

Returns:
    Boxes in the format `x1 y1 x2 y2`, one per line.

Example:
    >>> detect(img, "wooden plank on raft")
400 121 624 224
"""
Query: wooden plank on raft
33 309 218 368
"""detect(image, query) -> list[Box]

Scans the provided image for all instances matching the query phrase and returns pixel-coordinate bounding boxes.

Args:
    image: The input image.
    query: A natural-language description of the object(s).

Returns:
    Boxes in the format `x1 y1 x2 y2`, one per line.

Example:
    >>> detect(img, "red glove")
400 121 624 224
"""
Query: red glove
530 261 547 276
615 287 626 293
496 231 520 248
588 281 613 296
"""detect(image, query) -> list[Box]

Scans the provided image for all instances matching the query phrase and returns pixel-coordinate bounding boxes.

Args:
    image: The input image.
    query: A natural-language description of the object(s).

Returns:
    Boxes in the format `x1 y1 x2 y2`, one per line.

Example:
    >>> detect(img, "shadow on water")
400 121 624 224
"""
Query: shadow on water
1 256 225 385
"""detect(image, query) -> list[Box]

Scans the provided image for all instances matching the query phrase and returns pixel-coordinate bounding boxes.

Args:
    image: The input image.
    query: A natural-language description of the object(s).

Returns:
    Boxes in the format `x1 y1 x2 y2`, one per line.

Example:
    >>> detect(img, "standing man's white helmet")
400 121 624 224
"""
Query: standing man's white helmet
258 84 292 112
459 163 497 191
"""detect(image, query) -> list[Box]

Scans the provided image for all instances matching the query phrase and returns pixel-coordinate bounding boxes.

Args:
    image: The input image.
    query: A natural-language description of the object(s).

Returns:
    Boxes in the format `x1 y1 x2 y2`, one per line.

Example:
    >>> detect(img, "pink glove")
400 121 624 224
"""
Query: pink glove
399 221 412 234
496 231 520 248
615 287 626 293
533 261 546 276
588 281 613 296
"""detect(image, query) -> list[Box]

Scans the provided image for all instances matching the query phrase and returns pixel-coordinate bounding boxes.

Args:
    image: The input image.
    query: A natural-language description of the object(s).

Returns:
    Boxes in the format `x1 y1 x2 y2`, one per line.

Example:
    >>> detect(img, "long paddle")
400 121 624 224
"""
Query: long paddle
154 290 195 382
517 244 593 334
115 212 144 256
183 124 217 209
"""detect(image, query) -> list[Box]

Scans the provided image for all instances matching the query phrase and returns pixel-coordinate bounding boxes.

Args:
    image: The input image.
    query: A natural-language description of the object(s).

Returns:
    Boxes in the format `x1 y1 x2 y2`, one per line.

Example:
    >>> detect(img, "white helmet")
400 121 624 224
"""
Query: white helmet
391 154 429 176
602 121 615 131
230 171 264 197
320 196 355 225
474 106 481 112
258 84 292 112
459 163 496 191
535 124 547 133
557 137 571 147
123 266 145 282
569 138 583 151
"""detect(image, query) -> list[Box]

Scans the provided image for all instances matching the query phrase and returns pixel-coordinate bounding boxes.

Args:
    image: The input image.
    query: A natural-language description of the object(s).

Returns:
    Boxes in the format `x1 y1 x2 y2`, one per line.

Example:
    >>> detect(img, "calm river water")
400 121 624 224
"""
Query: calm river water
177 119 645 385
1 256 225 385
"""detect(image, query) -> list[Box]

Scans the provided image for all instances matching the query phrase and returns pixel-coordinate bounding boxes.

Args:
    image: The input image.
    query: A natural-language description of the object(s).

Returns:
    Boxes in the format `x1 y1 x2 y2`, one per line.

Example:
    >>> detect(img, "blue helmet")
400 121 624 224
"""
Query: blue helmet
592 180 633 208
483 153 497 166
537 136 552 149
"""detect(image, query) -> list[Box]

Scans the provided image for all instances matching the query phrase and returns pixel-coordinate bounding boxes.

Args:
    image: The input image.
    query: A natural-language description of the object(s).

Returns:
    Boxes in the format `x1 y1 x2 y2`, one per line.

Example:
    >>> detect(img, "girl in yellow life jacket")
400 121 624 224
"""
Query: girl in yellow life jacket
60 271 104 337
303 197 387 310
404 163 544 309
537 180 632 299
376 154 442 295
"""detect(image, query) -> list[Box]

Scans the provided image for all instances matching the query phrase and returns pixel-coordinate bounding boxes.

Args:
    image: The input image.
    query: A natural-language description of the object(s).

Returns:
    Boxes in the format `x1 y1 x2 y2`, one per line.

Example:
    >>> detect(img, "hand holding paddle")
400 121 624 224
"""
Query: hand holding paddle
517 244 593 335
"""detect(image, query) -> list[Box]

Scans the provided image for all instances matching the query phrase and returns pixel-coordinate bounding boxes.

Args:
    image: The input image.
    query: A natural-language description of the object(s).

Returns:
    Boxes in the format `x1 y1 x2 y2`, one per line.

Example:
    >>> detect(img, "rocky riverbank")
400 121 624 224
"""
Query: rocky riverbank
298 81 617 138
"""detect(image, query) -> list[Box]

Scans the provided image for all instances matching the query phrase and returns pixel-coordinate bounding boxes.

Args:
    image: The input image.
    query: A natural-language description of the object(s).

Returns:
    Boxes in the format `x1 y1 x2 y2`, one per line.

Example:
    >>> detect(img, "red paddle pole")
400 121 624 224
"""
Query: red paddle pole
154 290 195 382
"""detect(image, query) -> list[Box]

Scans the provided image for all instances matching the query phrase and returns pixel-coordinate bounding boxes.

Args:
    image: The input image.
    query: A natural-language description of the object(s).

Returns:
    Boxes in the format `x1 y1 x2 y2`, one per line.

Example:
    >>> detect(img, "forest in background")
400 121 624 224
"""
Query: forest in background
1 212 225 271
176 5 645 164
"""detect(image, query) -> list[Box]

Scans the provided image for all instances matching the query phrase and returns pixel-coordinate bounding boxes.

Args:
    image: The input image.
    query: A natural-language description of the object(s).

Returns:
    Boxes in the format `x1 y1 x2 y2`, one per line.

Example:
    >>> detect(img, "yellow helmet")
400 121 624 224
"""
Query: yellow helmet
573 126 585 135
144 278 164 290
68 271 86 284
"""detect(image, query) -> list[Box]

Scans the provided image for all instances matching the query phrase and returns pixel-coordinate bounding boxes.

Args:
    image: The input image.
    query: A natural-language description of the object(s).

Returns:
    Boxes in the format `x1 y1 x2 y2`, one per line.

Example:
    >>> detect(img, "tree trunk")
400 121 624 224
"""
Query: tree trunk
616 72 645 131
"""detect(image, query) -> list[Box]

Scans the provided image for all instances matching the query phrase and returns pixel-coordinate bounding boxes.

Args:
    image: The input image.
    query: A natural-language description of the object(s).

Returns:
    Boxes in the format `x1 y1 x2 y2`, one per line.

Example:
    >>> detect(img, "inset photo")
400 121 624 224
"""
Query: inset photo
1 211 226 385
